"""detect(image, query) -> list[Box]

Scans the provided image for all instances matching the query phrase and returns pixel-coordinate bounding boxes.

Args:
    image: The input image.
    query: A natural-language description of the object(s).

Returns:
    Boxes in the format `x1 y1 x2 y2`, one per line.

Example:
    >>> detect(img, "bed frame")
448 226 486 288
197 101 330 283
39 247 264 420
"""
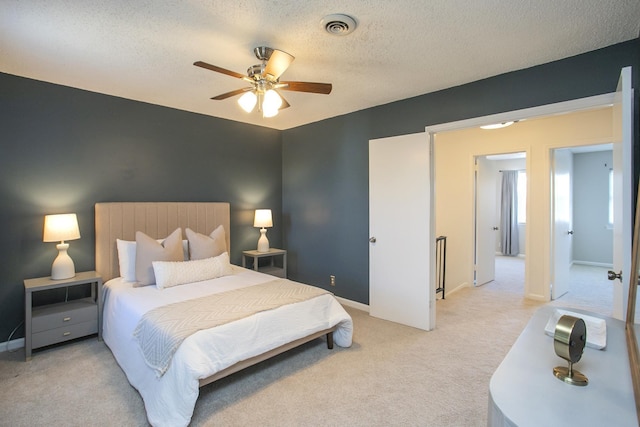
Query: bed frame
94 202 335 387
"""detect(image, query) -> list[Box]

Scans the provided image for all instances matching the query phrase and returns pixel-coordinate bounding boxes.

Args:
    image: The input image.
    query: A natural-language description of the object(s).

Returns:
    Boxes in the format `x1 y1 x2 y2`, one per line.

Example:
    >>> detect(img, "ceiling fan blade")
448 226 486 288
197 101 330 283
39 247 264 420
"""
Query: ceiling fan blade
211 87 252 100
279 81 332 95
194 61 246 79
263 49 294 80
276 91 291 109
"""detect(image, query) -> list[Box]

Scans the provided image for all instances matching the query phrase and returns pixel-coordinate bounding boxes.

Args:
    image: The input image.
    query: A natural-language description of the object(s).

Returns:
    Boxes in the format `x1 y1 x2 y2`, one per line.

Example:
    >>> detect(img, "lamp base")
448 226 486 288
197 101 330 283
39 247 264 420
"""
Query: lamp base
257 228 270 253
51 243 76 280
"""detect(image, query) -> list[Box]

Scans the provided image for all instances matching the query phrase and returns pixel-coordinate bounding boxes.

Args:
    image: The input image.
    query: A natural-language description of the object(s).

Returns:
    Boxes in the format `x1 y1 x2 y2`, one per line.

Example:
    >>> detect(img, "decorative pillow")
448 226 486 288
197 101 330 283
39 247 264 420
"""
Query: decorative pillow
153 252 234 289
134 228 183 287
117 238 189 282
186 225 227 260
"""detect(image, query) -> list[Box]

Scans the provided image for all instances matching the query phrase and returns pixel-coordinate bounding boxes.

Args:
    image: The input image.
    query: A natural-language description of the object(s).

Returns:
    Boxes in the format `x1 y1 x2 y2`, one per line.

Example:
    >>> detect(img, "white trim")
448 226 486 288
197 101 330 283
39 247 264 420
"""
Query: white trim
442 282 470 298
336 296 369 312
573 260 614 269
0 337 24 353
426 93 615 134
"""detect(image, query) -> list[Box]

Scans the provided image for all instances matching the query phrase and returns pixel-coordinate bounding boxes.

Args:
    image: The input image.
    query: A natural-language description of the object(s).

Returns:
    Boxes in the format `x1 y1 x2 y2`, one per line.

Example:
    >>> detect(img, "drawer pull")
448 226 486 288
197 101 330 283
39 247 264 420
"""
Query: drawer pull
63 317 72 322
63 332 71 336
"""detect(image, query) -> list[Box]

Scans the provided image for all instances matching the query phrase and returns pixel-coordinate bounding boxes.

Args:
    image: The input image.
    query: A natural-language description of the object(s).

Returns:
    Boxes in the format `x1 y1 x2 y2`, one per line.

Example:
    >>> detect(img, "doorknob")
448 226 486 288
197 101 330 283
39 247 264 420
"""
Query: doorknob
567 230 574 235
607 270 622 282
369 237 377 243
492 227 499 231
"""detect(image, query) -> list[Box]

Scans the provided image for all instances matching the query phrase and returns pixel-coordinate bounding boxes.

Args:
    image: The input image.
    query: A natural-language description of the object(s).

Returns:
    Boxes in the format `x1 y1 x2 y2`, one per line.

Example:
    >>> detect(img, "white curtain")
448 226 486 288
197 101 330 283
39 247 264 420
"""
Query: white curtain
500 170 519 256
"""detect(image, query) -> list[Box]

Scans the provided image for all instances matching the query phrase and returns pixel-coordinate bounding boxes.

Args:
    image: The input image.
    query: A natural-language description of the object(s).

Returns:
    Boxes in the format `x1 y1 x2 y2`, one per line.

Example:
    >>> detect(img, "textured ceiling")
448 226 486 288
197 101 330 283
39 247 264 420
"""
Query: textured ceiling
1 1 639 130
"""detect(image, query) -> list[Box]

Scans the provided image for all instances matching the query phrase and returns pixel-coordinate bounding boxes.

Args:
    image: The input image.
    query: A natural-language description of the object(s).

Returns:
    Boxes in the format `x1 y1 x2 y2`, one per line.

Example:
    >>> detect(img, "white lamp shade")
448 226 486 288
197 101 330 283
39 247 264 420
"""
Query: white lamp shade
43 213 80 242
253 209 273 228
254 209 272 253
238 91 257 113
262 107 279 118
263 90 283 110
262 90 282 117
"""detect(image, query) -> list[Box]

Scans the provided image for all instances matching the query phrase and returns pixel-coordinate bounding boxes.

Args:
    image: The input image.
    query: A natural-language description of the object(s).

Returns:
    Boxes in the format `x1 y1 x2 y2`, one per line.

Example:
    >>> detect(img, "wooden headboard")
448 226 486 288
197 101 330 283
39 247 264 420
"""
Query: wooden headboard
95 202 230 281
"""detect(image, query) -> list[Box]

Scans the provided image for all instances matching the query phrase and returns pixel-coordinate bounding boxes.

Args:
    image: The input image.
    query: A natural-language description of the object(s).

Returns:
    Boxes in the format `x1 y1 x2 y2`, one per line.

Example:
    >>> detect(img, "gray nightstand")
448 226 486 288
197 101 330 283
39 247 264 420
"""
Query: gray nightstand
242 248 287 278
23 271 103 361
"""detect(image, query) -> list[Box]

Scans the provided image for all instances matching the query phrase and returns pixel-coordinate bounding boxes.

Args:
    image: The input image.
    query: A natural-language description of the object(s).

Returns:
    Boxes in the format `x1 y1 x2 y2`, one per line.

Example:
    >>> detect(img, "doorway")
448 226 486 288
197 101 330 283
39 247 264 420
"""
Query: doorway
431 94 625 306
474 152 527 288
551 144 614 315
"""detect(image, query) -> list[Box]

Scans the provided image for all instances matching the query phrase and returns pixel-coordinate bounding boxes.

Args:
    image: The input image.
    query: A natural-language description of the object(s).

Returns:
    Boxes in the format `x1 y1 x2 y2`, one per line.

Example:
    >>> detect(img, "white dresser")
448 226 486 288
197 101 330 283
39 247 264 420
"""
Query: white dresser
488 306 637 426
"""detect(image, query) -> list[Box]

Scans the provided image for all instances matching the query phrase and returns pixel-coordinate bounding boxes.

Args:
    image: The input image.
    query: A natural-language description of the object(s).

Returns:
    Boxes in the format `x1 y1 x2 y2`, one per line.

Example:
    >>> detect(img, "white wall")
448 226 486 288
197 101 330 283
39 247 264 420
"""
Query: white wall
434 107 614 300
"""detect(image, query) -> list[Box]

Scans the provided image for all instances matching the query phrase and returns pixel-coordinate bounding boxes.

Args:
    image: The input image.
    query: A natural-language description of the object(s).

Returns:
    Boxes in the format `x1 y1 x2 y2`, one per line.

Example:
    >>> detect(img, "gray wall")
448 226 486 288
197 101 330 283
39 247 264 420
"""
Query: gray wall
573 150 614 265
0 73 282 341
282 39 640 304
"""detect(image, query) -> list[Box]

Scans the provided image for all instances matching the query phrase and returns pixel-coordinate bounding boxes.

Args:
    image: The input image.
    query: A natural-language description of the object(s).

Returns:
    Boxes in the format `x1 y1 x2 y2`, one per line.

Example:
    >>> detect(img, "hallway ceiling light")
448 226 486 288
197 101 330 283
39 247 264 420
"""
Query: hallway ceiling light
480 121 515 130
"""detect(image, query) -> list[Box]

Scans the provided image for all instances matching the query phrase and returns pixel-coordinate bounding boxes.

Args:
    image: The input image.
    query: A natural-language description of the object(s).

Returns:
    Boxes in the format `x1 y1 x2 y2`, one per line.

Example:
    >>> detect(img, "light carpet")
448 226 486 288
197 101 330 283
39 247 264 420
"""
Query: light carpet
0 257 616 426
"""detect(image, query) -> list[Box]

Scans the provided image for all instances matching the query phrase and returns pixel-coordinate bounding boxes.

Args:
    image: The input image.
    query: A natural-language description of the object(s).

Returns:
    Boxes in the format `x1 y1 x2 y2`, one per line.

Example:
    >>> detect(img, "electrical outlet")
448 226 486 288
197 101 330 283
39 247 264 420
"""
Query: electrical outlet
330 275 336 286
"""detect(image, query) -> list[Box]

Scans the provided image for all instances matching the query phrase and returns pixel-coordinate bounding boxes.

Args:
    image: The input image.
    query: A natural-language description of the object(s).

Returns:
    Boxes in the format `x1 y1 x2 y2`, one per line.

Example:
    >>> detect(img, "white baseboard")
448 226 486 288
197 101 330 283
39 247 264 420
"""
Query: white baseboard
573 260 613 268
441 282 468 298
0 337 24 353
336 296 369 312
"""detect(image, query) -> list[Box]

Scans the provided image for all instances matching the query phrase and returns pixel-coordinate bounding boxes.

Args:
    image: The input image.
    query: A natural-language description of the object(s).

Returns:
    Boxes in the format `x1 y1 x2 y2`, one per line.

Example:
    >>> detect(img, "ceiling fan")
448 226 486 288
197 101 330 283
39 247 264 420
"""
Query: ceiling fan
194 46 332 118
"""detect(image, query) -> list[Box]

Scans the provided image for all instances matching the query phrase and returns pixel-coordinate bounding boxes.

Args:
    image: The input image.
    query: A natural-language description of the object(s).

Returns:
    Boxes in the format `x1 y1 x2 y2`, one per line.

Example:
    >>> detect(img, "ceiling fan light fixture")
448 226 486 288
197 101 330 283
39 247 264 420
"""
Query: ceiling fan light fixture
238 91 257 113
195 45 332 118
262 107 279 118
480 121 515 130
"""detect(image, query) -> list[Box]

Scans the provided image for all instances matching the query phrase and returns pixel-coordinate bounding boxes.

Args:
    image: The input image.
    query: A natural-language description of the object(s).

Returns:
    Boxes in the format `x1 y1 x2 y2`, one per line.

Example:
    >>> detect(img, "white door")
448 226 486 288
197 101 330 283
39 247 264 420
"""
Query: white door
369 132 433 331
551 148 573 299
475 156 497 286
611 66 634 320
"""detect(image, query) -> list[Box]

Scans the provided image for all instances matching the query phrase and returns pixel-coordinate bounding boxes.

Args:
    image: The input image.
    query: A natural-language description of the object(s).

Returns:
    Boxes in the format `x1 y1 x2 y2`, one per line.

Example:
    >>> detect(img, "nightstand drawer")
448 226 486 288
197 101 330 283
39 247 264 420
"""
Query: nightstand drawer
32 298 97 333
32 320 98 349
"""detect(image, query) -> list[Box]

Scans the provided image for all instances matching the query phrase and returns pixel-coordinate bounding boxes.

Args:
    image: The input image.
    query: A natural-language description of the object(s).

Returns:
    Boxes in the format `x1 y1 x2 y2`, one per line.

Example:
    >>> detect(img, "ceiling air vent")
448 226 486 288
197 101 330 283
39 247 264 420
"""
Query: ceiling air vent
321 14 357 36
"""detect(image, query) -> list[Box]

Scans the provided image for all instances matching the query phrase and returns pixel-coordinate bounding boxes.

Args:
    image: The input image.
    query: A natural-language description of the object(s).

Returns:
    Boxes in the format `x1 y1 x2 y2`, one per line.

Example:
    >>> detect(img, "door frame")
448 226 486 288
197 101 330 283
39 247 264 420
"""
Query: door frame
474 152 528 288
426 92 617 302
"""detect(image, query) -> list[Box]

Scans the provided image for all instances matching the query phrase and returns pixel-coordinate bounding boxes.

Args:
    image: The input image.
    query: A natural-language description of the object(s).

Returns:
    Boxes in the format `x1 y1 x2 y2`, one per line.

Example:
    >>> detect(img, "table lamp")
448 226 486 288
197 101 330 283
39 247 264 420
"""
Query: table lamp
43 213 81 280
254 209 273 252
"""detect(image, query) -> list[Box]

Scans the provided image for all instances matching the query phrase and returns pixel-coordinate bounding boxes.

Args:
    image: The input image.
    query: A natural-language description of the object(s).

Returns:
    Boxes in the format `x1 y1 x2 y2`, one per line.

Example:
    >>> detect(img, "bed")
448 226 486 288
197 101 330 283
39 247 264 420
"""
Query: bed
95 202 353 427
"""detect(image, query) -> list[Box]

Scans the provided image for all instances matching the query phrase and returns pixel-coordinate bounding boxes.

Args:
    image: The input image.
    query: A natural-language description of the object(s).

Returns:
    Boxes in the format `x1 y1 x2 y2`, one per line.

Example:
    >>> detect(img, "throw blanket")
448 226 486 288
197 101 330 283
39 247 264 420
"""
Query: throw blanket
133 279 330 376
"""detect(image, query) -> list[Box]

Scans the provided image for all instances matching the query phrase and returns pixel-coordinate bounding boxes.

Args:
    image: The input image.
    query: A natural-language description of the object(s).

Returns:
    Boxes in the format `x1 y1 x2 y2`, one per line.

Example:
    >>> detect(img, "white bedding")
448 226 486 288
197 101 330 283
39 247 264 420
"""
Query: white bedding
102 266 353 427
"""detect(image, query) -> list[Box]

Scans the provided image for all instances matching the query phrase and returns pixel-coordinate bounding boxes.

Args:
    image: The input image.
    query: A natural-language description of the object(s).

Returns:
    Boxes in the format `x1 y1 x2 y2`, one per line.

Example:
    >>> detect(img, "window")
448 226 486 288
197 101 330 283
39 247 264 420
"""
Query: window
517 170 527 223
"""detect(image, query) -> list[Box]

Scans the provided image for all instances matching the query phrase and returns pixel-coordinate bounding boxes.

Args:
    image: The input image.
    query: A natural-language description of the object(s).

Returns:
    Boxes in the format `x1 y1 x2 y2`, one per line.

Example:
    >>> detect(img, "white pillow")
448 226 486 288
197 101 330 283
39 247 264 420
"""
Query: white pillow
135 228 184 287
116 239 138 282
153 252 234 290
117 238 189 282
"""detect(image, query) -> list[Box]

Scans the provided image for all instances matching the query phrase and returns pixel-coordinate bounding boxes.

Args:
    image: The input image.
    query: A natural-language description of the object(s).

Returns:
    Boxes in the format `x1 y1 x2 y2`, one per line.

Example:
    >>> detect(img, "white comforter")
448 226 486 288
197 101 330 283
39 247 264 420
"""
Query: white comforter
102 266 353 427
